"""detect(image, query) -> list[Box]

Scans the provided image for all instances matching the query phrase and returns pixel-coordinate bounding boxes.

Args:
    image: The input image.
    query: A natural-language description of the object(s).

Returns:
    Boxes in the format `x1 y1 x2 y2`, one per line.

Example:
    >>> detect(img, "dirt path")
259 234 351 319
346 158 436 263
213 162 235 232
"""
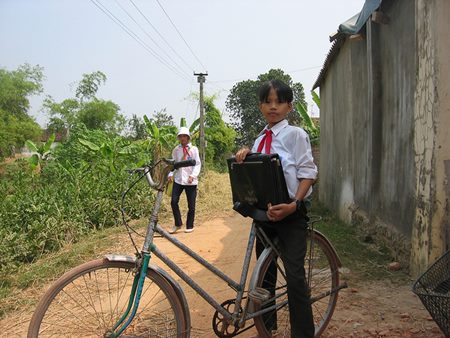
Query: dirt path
0 213 444 337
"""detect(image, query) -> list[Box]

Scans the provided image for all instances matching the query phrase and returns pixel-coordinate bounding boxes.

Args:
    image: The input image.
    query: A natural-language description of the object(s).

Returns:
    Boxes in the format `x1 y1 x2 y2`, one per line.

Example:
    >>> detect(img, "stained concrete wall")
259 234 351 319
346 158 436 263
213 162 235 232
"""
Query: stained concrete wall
319 0 417 266
319 0 449 274
319 40 370 223
410 0 450 275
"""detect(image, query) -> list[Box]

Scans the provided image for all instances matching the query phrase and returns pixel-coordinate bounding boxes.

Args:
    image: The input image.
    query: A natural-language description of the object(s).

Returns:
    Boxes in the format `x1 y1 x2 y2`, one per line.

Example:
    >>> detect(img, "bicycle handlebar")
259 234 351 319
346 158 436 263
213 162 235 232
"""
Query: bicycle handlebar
173 159 196 170
127 158 196 191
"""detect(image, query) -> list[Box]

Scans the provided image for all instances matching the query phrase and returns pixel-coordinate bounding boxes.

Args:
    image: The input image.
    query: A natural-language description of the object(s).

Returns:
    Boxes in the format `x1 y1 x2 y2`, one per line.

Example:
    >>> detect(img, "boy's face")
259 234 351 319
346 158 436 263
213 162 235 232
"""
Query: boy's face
259 88 293 128
178 134 190 146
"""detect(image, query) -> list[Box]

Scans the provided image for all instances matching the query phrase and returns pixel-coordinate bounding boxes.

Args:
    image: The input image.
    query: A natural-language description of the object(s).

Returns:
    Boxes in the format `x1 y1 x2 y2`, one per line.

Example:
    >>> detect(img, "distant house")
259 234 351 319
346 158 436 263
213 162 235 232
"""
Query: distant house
41 129 67 143
313 0 449 275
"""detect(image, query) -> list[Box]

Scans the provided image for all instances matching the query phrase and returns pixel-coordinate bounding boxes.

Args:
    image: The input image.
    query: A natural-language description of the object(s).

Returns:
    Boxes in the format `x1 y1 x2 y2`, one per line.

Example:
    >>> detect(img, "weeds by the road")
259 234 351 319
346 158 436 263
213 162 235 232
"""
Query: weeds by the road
0 171 408 319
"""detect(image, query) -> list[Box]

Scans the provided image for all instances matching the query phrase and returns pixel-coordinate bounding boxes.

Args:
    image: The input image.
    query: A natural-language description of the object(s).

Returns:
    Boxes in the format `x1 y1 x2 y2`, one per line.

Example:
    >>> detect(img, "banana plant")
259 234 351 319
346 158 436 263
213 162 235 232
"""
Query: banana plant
295 91 320 144
25 133 56 169
78 137 139 173
142 115 176 163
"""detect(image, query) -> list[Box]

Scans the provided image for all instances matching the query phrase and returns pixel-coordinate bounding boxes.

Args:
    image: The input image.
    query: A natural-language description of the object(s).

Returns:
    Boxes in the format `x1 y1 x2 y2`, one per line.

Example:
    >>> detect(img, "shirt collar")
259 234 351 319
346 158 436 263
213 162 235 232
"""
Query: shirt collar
179 143 191 148
264 119 288 137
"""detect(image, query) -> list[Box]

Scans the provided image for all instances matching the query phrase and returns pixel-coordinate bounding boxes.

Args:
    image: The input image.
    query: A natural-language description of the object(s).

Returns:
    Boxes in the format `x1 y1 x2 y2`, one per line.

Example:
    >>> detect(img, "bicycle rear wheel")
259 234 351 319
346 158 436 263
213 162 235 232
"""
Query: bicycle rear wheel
28 258 186 338
253 229 339 337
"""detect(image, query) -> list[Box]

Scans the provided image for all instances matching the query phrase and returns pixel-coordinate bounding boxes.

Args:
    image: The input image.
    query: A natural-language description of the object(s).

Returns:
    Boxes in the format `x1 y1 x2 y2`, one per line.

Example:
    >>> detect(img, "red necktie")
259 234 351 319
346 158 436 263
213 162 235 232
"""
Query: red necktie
182 146 189 160
257 129 273 154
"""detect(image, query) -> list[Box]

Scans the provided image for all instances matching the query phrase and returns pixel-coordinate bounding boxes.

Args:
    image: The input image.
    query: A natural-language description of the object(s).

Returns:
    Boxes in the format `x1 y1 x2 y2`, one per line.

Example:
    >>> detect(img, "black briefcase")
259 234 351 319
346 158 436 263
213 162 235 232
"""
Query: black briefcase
227 153 290 219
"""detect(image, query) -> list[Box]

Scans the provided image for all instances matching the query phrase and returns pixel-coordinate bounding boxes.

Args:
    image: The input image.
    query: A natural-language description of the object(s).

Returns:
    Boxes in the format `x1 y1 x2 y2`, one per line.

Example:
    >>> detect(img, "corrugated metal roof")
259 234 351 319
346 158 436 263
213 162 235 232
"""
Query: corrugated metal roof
312 0 382 90
312 36 346 90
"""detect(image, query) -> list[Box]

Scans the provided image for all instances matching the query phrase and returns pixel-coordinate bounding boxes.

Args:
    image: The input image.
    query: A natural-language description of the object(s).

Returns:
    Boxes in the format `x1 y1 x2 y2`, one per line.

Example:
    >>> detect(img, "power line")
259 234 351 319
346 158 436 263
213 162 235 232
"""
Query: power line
129 0 195 74
155 0 207 72
90 0 190 82
114 0 191 79
208 66 322 84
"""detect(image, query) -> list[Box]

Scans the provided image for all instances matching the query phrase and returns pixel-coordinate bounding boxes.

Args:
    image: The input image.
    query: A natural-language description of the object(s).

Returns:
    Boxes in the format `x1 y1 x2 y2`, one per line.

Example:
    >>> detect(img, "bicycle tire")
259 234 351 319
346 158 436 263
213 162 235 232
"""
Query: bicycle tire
253 229 340 337
28 258 187 338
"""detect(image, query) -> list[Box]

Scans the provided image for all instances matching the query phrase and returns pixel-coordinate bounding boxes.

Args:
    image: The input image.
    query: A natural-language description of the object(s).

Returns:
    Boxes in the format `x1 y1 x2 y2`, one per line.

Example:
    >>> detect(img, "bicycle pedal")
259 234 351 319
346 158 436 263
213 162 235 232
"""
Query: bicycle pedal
249 287 271 303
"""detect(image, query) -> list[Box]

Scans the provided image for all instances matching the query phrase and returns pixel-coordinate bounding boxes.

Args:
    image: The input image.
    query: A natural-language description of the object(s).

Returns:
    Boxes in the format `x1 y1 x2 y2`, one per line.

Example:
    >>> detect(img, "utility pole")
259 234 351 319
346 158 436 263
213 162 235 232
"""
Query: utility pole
194 72 207 170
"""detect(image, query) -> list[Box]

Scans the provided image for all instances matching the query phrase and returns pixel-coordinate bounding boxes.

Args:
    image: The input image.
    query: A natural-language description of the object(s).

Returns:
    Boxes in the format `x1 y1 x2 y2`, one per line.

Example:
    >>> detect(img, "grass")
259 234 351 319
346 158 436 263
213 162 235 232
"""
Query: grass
0 170 234 318
310 199 410 283
0 171 409 319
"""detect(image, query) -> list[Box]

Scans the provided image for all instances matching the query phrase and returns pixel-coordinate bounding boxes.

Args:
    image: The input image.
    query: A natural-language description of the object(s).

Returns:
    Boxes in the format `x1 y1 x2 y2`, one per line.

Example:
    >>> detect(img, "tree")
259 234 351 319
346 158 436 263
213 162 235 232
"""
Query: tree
75 71 107 103
0 64 43 158
203 95 236 169
126 114 147 140
43 98 79 131
77 99 124 133
0 64 44 118
44 71 124 134
226 69 306 147
149 108 174 128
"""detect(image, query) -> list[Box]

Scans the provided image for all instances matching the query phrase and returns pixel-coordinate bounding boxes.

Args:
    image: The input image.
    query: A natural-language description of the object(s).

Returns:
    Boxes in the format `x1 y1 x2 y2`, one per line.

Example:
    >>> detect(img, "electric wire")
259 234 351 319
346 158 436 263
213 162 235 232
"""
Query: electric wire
90 0 190 82
129 0 195 74
208 66 322 84
115 0 191 79
155 0 207 72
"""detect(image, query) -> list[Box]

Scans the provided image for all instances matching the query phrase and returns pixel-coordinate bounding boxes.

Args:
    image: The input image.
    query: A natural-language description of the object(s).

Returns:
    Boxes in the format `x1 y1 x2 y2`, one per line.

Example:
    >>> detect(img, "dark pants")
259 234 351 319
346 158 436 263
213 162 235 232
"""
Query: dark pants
171 182 197 229
255 208 314 338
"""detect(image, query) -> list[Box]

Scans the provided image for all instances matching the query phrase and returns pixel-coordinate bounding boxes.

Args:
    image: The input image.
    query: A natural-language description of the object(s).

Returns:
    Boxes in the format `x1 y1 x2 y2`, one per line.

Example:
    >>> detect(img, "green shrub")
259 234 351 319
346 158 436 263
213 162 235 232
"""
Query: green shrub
0 128 154 273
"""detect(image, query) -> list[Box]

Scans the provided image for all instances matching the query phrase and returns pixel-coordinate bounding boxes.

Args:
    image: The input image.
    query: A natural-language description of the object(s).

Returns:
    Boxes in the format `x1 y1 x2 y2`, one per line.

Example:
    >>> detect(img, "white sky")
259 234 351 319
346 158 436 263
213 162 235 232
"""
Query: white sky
0 0 364 127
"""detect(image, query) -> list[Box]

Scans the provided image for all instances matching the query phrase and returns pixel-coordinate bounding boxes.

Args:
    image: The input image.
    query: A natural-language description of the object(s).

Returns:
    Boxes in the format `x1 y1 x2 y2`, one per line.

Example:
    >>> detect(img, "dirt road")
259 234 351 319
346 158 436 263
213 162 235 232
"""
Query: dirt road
0 213 444 337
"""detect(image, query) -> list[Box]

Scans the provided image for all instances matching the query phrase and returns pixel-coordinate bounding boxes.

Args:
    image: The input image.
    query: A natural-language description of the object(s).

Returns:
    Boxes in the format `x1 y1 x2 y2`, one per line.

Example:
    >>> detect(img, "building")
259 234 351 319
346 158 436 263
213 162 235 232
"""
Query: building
313 0 449 275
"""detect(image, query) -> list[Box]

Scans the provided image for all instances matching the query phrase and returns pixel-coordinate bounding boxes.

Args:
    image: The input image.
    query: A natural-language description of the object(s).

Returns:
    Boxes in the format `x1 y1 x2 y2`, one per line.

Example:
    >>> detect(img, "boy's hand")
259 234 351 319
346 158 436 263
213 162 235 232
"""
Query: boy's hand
266 202 296 222
235 147 251 163
168 176 173 182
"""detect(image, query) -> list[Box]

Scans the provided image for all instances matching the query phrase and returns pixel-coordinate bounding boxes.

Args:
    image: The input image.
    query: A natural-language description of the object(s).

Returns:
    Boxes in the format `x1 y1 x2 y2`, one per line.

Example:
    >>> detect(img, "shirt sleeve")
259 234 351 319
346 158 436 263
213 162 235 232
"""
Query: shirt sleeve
190 146 201 178
295 129 318 180
168 147 177 177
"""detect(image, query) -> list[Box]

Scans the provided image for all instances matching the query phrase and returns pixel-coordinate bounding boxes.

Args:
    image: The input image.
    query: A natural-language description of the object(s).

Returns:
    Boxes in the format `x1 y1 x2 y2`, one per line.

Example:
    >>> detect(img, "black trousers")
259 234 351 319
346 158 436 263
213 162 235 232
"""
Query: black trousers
171 182 197 229
255 209 315 338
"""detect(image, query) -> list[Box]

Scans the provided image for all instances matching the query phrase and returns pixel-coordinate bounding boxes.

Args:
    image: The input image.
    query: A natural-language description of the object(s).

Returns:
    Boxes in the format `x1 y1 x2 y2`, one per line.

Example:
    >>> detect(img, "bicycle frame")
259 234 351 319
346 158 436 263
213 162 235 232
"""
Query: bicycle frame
109 160 347 337
110 164 280 337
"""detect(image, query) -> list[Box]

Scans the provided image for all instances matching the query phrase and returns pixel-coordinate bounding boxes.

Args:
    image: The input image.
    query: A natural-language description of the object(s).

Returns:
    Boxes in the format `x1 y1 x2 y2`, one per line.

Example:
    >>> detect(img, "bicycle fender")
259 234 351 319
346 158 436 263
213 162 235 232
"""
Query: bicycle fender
247 247 273 292
311 229 343 267
246 229 343 292
104 254 191 337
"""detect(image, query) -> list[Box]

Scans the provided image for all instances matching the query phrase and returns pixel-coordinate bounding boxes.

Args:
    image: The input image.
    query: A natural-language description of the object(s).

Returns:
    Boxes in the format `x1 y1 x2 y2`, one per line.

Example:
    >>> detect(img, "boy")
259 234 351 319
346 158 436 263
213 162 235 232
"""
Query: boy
168 127 201 233
235 79 317 338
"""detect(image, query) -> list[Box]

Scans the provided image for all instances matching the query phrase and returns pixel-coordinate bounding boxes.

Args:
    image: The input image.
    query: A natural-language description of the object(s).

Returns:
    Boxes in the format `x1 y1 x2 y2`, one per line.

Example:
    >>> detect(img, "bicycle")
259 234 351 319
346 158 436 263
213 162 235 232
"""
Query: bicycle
27 158 347 337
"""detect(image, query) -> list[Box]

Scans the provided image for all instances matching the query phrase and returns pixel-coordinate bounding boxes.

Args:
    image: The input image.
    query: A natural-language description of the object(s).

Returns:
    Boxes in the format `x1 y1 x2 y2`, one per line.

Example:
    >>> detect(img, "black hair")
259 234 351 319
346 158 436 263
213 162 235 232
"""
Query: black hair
258 79 293 103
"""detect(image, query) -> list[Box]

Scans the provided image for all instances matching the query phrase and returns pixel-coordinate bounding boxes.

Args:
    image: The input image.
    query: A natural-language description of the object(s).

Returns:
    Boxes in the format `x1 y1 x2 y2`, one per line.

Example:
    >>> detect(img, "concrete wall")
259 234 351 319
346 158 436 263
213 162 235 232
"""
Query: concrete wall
376 0 416 235
320 40 370 223
319 0 450 274
319 0 416 266
410 0 450 276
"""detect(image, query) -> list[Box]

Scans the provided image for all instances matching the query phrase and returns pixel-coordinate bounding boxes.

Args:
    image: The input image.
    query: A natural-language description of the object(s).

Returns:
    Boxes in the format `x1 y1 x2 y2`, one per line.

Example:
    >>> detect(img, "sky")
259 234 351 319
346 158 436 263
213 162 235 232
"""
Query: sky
0 0 365 128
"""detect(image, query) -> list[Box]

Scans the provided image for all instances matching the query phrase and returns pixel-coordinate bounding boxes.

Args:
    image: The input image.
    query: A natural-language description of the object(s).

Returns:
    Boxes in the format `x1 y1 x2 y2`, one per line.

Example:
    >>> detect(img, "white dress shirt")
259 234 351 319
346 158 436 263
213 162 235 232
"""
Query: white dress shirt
169 143 201 185
251 119 318 199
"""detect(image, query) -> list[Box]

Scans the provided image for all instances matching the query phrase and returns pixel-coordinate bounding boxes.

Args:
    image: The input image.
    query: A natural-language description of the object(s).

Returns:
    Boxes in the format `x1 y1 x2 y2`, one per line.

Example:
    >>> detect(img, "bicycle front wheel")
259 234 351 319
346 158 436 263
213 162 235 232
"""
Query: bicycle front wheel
28 258 187 338
253 229 339 337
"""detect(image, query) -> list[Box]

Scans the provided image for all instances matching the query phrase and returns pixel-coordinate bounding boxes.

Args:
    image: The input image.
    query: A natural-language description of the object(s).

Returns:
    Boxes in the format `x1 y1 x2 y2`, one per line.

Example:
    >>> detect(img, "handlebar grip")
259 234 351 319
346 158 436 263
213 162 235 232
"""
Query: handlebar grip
173 159 196 170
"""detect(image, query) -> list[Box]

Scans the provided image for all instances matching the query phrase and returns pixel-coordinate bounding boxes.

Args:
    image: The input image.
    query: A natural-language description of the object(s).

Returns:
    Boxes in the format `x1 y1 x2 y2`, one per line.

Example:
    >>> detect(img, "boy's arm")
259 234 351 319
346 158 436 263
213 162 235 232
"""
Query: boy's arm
266 178 315 222
190 147 201 178
168 147 177 180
